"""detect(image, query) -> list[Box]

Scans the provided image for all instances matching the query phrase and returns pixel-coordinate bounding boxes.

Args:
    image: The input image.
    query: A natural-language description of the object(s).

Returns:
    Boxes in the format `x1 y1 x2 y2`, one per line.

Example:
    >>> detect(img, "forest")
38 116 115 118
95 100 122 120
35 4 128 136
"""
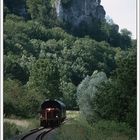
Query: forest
4 0 136 133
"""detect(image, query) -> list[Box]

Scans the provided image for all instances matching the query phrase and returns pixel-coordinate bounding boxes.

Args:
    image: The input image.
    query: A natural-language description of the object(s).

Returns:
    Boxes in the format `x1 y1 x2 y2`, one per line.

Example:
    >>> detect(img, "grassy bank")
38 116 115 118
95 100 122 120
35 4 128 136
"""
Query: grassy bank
4 118 39 140
66 110 80 120
4 111 136 140
55 115 136 140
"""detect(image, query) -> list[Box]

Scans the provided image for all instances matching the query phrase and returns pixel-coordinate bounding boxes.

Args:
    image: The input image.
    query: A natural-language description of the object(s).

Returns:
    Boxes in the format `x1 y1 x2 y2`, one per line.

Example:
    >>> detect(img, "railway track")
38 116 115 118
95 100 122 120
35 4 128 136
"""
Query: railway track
36 128 53 140
20 127 54 140
19 120 67 140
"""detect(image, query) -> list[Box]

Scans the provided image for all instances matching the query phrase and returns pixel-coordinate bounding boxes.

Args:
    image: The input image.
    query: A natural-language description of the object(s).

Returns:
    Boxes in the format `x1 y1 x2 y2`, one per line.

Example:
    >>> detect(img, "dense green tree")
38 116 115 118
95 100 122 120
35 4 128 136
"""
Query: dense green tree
4 79 25 116
4 55 29 84
59 38 116 86
94 47 136 128
4 79 44 117
120 28 132 37
108 24 120 47
4 6 10 19
22 88 45 117
4 17 34 55
120 29 132 49
28 58 61 99
76 47 136 128
60 81 77 109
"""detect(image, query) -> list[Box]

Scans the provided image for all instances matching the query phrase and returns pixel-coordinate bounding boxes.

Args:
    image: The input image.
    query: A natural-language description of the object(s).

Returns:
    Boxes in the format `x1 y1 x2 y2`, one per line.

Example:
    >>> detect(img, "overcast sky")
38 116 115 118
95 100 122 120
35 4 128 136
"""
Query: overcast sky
101 0 136 39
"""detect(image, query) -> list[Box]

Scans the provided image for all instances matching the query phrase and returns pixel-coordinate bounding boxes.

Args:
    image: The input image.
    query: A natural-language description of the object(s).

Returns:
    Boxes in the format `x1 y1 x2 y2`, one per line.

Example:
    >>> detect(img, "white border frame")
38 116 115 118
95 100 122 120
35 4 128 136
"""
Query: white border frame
0 0 139 140
0 0 3 139
137 0 140 139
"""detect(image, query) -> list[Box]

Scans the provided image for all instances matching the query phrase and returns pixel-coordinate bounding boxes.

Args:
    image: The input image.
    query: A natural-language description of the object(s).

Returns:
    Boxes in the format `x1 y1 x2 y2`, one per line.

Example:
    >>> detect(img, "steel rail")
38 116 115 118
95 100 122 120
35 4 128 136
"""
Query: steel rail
20 119 67 140
36 128 53 140
20 127 44 140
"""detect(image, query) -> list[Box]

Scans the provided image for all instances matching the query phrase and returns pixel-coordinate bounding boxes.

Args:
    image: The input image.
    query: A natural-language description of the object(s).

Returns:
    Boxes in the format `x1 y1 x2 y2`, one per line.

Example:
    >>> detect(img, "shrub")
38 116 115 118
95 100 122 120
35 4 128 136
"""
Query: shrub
77 71 107 123
93 48 136 128
4 122 21 140
4 79 44 117
54 117 136 140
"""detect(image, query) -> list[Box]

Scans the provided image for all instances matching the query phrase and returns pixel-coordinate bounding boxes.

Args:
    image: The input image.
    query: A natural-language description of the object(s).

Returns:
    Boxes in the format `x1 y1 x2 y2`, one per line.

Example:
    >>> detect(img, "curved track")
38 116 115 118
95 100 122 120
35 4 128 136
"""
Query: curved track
20 120 67 140
36 129 53 140
20 127 53 140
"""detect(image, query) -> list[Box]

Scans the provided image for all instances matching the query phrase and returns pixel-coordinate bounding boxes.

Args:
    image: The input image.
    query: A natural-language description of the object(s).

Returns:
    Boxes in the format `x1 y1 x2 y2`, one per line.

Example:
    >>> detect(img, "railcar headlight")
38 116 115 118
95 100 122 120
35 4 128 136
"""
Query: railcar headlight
56 115 58 118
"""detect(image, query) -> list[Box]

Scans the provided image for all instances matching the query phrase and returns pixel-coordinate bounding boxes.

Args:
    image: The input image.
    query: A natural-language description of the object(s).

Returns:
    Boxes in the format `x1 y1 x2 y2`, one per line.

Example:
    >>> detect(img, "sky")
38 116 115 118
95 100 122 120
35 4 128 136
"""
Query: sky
101 0 136 39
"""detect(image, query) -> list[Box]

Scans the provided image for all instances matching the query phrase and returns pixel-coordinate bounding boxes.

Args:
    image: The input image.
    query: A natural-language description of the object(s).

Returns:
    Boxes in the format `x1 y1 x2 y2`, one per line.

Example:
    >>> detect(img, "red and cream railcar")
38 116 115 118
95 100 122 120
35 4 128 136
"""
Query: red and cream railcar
40 99 66 127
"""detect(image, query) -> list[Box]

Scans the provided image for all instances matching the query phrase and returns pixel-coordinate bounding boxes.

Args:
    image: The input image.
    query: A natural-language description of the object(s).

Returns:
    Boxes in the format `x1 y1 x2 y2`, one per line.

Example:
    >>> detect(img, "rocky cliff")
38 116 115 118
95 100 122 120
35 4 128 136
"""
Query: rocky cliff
54 0 106 29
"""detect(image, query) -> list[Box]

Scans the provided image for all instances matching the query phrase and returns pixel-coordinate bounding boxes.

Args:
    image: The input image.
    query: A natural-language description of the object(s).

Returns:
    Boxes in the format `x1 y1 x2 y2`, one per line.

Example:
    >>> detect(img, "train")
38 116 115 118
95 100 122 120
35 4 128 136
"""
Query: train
40 99 66 127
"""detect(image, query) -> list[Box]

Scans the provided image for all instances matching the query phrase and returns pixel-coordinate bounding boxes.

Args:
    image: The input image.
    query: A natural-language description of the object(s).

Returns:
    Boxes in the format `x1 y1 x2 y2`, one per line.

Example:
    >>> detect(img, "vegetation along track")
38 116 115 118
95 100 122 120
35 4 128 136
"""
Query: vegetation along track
20 127 54 140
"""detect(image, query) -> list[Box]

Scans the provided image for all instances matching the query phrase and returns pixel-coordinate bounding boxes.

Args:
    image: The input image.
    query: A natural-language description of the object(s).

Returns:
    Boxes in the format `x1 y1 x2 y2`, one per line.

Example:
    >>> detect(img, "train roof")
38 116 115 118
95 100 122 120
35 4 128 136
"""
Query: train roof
41 99 66 110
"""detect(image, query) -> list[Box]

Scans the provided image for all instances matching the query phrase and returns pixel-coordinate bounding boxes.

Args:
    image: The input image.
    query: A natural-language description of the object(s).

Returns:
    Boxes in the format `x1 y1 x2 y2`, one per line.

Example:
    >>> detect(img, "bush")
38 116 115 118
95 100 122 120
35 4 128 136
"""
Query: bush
92 120 136 139
4 118 40 140
93 48 136 128
54 117 136 140
4 122 21 140
54 117 92 140
4 79 44 117
4 79 25 116
77 71 107 123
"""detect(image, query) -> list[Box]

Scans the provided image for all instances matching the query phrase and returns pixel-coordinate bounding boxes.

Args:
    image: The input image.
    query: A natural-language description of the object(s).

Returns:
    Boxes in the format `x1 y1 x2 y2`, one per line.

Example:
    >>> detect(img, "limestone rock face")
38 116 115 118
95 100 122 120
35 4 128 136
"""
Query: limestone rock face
55 0 106 28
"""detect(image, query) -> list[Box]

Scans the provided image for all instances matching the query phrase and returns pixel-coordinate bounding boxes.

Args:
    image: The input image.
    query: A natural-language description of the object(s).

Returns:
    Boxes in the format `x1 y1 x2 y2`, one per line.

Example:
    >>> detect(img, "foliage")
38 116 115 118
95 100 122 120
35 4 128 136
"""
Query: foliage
4 6 10 19
4 118 40 140
60 82 77 109
3 0 136 122
28 58 61 99
4 79 25 116
54 117 136 140
4 17 33 56
93 47 136 128
4 55 29 84
4 79 44 117
77 71 107 123
76 46 136 128
26 0 58 27
59 38 116 85
120 28 132 49
4 122 21 140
